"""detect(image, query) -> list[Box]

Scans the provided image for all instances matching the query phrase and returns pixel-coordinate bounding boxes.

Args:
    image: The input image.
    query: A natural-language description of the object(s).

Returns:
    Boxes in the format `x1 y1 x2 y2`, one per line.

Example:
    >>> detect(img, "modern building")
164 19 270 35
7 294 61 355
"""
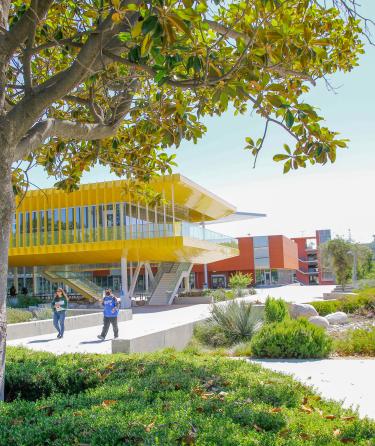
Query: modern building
192 235 299 288
7 174 264 305
192 230 334 288
292 229 334 285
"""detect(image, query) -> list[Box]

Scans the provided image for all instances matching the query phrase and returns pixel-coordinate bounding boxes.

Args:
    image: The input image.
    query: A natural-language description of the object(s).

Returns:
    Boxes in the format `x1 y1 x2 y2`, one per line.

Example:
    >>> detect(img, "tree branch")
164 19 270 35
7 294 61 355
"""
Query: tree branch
204 19 316 85
14 119 122 161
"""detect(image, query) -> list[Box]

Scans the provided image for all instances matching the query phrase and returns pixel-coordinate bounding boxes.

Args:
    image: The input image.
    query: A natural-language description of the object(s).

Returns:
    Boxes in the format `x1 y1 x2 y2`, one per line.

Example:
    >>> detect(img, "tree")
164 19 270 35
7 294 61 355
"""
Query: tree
320 238 373 290
0 0 371 399
229 272 252 297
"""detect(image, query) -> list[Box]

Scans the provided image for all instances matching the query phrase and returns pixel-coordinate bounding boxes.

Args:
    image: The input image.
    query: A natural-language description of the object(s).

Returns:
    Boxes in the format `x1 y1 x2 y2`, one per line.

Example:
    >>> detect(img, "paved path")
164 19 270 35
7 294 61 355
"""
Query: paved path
248 358 375 419
254 284 335 303
8 304 210 354
8 285 334 355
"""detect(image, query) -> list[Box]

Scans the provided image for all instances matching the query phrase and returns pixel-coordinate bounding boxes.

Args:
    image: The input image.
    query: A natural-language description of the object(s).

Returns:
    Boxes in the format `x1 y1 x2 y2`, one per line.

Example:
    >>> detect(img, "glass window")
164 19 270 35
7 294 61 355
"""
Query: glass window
53 209 59 244
68 207 74 242
32 211 37 245
39 210 45 245
91 205 97 241
253 236 269 248
98 205 104 240
60 208 66 243
83 206 89 242
46 210 52 244
76 207 81 242
254 247 269 259
18 212 23 247
25 211 30 247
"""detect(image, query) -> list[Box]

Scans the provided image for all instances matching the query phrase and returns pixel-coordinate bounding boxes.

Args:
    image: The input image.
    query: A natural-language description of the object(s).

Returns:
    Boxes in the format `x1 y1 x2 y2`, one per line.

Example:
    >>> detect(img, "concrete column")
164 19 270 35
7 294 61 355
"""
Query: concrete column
145 266 149 291
32 267 38 295
201 221 208 289
14 267 19 293
120 256 131 309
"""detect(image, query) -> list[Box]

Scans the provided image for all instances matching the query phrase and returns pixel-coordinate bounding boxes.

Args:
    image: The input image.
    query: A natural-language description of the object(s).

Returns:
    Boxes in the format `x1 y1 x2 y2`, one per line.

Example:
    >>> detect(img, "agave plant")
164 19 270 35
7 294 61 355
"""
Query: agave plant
210 301 262 344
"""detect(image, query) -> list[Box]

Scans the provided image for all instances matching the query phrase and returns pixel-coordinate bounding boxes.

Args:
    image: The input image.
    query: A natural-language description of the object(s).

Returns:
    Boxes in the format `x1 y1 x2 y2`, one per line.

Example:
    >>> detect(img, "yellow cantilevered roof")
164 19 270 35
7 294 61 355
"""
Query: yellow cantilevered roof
15 173 236 223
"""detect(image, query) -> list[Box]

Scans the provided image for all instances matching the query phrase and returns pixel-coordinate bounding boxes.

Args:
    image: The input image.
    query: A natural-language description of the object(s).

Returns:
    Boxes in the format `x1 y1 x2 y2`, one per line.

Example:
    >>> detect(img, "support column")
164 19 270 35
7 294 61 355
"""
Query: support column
145 266 149 292
120 256 131 309
32 267 38 295
202 220 208 289
13 267 19 293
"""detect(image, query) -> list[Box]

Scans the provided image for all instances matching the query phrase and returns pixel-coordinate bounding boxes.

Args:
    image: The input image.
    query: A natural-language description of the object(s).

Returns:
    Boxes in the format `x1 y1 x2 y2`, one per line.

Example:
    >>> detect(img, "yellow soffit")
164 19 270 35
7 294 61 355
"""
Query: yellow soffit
15 174 236 223
8 237 239 267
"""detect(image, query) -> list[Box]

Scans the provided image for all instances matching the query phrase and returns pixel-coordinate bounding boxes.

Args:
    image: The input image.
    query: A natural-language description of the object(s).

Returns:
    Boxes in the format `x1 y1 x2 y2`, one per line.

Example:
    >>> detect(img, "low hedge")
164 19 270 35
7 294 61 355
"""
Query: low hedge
7 309 34 324
334 327 375 356
2 347 374 445
251 319 332 359
310 289 375 316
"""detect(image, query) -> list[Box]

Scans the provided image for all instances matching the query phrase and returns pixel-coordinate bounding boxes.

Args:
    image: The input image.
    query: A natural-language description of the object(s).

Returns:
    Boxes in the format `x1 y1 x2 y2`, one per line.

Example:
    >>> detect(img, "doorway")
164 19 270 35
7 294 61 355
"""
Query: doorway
211 274 226 289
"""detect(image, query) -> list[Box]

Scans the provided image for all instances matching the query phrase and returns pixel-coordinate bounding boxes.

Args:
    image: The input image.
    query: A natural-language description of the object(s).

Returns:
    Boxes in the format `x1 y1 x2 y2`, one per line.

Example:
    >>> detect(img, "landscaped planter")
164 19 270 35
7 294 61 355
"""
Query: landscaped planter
7 309 132 340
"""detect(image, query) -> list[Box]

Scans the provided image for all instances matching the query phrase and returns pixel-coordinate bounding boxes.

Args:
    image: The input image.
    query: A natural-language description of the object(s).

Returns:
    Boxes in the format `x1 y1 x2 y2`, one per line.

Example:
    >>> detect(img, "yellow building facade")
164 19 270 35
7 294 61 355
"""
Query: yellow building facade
8 174 247 305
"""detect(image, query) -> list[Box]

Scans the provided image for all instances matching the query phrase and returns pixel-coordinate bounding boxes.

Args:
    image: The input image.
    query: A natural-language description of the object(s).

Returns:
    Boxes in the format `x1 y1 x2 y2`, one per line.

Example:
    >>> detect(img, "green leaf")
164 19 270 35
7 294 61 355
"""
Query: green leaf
142 15 159 35
285 110 294 128
273 154 290 162
283 159 292 174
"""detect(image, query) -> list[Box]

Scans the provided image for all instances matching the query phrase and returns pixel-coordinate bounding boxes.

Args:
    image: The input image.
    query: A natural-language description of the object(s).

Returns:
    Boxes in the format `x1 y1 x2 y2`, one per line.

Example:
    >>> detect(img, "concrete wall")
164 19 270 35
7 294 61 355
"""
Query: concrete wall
112 321 196 354
8 309 132 340
112 303 265 354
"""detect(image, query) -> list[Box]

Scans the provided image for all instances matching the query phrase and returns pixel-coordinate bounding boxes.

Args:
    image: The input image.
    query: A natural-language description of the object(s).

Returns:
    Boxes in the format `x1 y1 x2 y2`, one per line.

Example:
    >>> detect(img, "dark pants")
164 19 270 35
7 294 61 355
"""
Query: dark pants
100 316 119 338
53 311 66 336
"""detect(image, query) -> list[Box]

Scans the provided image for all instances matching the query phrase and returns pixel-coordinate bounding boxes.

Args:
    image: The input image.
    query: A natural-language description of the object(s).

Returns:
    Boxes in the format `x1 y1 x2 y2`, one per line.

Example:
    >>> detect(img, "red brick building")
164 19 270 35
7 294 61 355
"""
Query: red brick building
191 229 334 288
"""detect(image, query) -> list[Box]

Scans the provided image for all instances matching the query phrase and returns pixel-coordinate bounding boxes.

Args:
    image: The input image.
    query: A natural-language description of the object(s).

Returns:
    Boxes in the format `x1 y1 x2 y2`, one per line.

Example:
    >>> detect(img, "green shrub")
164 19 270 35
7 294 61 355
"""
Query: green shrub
310 290 375 315
11 295 44 308
193 321 231 347
251 318 332 359
7 309 33 324
334 327 375 356
311 300 341 316
2 347 374 445
264 296 289 323
228 272 252 297
33 308 53 320
209 288 226 302
210 301 262 344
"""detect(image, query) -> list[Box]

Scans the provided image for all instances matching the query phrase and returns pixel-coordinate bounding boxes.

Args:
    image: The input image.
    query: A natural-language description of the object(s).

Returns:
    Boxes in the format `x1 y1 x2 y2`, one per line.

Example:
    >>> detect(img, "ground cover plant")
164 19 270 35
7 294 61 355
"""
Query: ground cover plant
250 319 333 359
333 327 375 357
2 347 374 446
310 288 375 316
7 308 53 324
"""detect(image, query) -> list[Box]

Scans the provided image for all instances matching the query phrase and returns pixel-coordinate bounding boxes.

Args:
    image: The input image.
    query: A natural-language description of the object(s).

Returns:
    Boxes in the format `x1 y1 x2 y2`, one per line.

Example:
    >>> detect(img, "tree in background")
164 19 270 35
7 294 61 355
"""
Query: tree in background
320 238 373 290
0 0 372 400
229 272 253 297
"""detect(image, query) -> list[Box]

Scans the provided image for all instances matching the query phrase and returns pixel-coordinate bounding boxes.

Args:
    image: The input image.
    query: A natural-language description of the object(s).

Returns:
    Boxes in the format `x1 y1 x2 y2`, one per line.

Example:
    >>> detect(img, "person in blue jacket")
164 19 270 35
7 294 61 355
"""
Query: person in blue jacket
97 289 120 340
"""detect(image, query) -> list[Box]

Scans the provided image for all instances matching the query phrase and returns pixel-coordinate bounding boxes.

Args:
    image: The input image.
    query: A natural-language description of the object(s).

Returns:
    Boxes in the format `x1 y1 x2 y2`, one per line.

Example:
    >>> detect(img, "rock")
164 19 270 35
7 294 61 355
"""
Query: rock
290 303 318 319
308 316 330 329
326 311 349 325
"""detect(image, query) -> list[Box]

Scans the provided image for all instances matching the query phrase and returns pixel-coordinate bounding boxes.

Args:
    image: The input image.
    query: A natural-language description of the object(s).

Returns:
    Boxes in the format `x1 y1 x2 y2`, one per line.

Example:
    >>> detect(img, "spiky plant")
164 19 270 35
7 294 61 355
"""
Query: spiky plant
210 301 262 344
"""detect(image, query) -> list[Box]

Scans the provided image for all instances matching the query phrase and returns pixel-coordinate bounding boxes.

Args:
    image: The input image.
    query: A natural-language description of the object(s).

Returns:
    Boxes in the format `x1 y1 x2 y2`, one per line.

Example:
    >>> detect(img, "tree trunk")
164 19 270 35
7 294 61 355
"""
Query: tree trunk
0 142 14 401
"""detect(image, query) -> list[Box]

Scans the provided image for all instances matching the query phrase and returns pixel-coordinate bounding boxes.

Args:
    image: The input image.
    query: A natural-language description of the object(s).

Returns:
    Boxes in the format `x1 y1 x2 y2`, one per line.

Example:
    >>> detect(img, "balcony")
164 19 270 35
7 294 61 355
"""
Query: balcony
9 222 239 267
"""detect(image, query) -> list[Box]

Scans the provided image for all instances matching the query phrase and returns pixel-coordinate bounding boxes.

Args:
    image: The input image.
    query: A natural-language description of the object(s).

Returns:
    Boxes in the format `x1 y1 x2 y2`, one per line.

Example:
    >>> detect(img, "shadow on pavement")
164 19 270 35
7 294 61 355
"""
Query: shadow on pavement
80 339 111 344
28 338 56 343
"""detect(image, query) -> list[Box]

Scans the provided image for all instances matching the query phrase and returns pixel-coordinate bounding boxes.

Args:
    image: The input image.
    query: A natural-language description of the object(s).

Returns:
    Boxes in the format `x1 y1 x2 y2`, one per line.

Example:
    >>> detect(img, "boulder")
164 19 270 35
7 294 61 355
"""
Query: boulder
290 303 318 319
326 311 349 325
308 316 330 329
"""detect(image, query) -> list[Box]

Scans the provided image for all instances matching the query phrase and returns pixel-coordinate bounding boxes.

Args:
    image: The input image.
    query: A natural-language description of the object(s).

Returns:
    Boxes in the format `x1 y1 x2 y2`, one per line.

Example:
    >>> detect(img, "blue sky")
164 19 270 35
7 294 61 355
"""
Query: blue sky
28 6 375 243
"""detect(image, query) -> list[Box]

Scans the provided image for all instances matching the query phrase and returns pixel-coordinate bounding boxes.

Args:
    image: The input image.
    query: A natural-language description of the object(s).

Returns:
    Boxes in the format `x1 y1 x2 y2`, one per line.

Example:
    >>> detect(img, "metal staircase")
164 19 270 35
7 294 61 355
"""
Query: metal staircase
148 262 192 305
41 270 103 302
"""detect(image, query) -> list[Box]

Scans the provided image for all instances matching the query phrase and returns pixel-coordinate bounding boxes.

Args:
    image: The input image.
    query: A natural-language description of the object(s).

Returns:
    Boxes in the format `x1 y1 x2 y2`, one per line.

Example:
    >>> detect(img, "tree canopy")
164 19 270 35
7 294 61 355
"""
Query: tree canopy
1 0 368 194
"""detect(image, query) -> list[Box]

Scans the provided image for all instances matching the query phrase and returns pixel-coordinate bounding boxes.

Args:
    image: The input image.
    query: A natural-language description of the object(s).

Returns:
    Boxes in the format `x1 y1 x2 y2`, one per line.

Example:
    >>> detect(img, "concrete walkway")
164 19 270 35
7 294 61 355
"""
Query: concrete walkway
8 284 334 355
8 304 210 354
249 358 375 419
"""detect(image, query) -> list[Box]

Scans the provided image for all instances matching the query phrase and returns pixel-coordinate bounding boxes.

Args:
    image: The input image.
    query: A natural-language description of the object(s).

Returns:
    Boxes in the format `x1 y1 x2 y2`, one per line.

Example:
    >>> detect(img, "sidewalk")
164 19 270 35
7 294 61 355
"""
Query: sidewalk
249 358 375 419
